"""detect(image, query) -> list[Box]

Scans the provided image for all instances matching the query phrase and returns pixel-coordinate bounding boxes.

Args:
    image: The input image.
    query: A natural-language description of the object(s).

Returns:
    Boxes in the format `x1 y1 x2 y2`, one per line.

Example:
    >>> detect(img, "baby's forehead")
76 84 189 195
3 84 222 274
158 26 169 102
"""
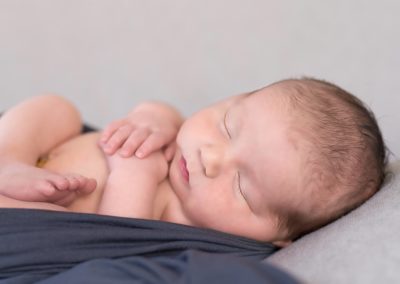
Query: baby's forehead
252 82 333 126
241 87 308 133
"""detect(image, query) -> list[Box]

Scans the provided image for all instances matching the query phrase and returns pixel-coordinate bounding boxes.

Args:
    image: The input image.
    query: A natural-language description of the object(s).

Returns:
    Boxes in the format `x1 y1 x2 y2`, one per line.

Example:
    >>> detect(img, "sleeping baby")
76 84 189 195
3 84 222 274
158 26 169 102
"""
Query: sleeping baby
0 78 387 247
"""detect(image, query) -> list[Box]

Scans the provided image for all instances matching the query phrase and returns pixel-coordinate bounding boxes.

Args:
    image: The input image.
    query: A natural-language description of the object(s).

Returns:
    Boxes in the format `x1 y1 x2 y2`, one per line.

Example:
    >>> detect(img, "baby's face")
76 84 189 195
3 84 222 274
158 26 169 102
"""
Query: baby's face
169 85 306 244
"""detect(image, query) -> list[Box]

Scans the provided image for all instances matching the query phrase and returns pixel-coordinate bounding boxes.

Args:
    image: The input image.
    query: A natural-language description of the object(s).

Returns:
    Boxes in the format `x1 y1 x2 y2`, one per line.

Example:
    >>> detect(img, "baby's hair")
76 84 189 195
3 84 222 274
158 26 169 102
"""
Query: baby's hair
270 77 388 240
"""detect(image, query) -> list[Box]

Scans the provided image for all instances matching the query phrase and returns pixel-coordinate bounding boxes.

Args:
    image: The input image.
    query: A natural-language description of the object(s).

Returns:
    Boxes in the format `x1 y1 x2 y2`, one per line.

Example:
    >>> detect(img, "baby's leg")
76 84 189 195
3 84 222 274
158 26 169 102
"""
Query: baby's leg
0 162 97 206
0 193 69 212
0 95 96 204
0 94 82 163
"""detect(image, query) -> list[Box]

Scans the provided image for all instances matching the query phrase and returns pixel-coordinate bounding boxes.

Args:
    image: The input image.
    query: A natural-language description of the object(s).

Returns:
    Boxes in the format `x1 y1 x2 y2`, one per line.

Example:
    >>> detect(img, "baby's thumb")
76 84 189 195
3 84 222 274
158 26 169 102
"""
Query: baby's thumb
164 143 176 162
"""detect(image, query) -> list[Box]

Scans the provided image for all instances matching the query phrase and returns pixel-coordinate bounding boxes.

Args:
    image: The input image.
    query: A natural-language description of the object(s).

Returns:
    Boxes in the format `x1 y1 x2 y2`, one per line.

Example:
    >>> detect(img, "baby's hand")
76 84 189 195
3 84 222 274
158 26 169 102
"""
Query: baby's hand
105 148 169 182
99 102 182 161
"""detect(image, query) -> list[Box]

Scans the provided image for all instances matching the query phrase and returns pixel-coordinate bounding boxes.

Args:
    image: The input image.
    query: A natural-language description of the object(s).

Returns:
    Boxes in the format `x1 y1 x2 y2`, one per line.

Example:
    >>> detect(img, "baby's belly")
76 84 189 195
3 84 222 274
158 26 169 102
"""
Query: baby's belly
42 132 108 213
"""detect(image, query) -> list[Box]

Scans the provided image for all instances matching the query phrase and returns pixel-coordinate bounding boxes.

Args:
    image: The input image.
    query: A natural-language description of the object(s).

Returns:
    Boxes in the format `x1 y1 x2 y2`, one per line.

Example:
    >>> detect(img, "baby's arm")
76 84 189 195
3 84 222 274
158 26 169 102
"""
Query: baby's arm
97 150 168 218
99 101 183 160
98 101 180 218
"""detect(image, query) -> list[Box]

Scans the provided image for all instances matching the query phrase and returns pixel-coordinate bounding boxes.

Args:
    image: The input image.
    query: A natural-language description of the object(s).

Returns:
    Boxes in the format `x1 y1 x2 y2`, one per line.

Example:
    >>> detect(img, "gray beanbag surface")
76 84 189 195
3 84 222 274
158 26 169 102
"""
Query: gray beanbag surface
267 161 400 284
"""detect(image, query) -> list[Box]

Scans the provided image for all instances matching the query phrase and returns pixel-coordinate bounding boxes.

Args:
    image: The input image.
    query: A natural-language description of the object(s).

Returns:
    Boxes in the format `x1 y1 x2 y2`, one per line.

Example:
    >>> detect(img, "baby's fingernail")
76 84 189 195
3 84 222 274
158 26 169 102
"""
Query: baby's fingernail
135 150 144 158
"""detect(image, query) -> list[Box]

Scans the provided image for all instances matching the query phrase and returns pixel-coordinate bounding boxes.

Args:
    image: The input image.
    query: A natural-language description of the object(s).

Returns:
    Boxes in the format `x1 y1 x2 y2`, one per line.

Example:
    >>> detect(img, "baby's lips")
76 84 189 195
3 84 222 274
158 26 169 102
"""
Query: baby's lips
180 156 190 182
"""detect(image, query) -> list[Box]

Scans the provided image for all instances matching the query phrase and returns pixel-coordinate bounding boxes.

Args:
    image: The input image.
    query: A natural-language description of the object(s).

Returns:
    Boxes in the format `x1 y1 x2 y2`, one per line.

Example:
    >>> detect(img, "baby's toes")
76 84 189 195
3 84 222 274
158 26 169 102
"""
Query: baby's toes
79 178 97 195
64 174 97 194
63 174 82 191
50 175 70 191
81 178 97 194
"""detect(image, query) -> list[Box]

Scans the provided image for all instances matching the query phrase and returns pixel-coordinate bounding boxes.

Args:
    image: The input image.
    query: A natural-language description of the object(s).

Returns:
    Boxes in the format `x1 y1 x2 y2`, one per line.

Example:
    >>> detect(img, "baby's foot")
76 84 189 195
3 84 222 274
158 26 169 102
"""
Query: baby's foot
0 161 97 205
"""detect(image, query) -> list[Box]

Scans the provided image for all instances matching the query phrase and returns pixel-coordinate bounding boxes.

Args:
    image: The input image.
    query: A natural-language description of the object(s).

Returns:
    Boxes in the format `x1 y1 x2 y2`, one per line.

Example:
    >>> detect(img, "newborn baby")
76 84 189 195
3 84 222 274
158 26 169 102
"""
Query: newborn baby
0 78 387 247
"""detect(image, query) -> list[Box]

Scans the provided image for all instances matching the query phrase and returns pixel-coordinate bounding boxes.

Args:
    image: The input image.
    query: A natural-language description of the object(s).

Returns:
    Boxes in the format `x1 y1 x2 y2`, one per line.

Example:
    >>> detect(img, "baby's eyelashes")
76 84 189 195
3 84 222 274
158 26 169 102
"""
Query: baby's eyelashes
223 111 232 139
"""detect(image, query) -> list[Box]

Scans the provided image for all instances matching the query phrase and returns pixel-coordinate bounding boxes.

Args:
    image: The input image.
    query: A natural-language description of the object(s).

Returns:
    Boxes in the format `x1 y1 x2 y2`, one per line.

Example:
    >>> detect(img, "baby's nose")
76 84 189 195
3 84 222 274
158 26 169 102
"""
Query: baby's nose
200 144 224 178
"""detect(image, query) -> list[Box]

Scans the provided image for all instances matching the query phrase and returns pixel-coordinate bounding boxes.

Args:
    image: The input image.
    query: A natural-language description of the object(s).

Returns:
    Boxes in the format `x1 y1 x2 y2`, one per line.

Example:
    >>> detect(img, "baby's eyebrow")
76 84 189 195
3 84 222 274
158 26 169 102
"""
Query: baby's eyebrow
234 92 251 110
227 95 248 135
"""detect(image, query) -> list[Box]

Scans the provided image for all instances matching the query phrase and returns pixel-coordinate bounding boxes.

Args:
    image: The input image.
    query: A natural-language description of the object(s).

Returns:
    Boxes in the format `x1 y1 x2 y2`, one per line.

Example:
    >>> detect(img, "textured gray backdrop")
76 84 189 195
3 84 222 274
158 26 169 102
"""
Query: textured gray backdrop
1 0 399 156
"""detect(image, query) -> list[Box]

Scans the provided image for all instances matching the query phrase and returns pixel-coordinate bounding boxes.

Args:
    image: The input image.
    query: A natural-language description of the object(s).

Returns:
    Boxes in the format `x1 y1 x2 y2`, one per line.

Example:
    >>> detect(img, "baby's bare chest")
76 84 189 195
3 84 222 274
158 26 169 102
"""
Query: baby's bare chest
42 132 109 213
42 132 175 217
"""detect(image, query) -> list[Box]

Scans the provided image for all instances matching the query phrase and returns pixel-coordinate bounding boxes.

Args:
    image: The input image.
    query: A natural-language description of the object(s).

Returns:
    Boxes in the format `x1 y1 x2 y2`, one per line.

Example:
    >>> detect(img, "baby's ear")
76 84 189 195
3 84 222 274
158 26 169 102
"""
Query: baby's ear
272 240 292 248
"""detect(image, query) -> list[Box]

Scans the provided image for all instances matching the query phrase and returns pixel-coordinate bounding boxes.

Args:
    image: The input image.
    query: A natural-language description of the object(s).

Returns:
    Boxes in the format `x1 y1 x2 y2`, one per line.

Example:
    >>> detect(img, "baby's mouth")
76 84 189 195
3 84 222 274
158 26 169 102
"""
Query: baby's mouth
179 156 190 183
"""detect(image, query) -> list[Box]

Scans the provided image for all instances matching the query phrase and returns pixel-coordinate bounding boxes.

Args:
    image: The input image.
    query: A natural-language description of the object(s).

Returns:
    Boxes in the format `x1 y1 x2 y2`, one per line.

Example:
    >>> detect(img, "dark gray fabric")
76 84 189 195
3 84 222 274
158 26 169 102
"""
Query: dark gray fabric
0 209 291 283
36 250 299 284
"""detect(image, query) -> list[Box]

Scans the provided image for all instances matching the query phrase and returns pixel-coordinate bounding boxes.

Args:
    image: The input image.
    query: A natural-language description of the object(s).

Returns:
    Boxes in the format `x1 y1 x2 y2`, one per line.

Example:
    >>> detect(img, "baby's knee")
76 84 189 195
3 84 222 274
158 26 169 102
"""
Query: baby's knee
36 94 77 113
35 94 82 127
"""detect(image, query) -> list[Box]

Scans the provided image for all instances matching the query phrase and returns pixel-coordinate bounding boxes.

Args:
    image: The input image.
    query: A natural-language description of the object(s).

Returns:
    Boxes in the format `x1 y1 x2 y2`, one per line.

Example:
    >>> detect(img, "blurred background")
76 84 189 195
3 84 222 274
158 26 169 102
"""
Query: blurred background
0 0 399 157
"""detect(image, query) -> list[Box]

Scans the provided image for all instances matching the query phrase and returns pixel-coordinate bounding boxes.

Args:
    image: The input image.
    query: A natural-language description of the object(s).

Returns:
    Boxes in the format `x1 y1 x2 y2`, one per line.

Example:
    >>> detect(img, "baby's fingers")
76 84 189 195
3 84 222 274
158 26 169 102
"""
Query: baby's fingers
135 132 165 158
119 129 150 157
102 125 133 154
100 120 125 144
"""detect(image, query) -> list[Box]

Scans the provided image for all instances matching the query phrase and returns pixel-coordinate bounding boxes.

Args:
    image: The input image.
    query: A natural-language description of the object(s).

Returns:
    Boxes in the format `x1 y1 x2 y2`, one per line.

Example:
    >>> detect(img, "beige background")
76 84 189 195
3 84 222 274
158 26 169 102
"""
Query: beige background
0 0 399 156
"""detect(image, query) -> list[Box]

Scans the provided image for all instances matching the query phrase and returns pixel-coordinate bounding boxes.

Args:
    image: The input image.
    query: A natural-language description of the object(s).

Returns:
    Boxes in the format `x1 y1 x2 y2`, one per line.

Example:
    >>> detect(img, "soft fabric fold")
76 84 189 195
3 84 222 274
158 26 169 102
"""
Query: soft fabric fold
0 208 278 282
